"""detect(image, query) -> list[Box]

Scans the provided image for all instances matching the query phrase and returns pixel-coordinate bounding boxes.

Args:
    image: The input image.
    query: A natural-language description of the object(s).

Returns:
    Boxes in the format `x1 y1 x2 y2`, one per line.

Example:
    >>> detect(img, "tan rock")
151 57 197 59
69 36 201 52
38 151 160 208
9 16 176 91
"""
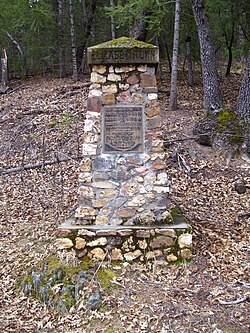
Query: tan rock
93 199 109 208
55 229 72 238
178 234 192 249
146 107 161 117
75 237 86 250
90 248 106 261
117 229 133 236
95 215 109 225
83 132 98 143
152 162 166 170
108 73 121 81
102 84 117 93
92 65 106 74
115 66 135 73
55 238 73 249
96 229 117 236
92 180 119 189
138 239 148 250
78 230 96 237
137 64 147 72
75 207 96 218
87 237 108 247
98 189 118 198
146 250 163 260
78 186 94 198
117 208 136 218
124 249 142 261
181 249 192 259
91 72 106 83
127 195 146 207
80 158 92 172
110 248 123 261
102 93 116 105
167 254 178 262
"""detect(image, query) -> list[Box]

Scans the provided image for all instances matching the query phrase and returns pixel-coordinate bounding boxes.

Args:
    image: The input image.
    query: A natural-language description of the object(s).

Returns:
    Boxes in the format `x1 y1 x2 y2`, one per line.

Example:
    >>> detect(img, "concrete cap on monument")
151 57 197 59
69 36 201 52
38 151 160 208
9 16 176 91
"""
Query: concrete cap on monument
87 37 159 65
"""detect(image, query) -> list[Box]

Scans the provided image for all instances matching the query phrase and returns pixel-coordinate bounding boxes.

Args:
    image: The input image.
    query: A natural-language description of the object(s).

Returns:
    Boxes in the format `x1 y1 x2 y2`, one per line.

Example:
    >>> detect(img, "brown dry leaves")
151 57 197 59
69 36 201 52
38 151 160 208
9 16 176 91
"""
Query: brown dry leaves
0 74 249 332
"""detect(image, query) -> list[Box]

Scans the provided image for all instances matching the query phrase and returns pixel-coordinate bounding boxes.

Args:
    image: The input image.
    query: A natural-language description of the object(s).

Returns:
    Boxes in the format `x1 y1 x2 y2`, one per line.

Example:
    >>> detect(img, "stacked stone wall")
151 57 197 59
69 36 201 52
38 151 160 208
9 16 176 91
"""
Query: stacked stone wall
76 63 169 226
56 226 192 263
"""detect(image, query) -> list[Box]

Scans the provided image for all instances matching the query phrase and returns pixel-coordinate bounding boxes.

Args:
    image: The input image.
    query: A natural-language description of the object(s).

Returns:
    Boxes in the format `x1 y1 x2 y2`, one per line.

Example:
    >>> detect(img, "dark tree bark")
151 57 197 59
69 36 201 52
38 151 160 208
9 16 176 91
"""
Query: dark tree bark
192 0 222 112
185 36 194 86
129 9 148 41
76 0 97 71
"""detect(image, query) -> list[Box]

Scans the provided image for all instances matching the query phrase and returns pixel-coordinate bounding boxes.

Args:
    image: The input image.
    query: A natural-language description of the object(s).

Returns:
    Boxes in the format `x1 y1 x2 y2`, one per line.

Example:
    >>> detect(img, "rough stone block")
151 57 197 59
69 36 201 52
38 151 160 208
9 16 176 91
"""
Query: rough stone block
102 84 117 93
55 238 73 249
150 236 173 249
75 237 86 250
178 234 192 249
146 107 161 117
91 72 106 84
87 237 108 247
147 115 162 129
140 73 157 87
92 65 106 74
87 97 101 112
102 93 116 105
136 230 151 238
89 248 106 261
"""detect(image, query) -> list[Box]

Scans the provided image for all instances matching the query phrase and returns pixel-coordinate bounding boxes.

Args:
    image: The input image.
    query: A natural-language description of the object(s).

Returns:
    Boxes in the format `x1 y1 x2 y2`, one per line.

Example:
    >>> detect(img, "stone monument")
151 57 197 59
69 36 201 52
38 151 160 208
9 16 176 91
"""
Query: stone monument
57 37 192 262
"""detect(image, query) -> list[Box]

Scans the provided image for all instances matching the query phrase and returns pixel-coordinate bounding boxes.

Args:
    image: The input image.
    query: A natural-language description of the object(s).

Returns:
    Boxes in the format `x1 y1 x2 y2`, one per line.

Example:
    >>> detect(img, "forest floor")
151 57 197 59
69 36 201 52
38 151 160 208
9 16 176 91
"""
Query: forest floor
0 70 249 333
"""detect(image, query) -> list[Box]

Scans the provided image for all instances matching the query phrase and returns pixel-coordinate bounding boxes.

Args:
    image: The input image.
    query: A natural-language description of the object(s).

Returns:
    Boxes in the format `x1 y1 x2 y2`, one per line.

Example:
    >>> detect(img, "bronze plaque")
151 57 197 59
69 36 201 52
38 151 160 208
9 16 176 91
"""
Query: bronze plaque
103 105 144 153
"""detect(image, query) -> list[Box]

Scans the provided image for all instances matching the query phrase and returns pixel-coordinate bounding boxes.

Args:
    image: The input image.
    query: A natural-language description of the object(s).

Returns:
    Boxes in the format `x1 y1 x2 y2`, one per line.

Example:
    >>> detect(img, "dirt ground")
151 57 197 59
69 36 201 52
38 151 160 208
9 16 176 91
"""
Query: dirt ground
0 72 249 333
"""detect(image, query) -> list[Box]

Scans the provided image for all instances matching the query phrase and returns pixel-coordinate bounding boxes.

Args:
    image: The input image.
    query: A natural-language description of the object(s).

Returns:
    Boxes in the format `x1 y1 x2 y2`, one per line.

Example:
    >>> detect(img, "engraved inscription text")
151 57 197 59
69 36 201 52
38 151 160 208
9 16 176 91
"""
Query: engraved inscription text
103 106 143 153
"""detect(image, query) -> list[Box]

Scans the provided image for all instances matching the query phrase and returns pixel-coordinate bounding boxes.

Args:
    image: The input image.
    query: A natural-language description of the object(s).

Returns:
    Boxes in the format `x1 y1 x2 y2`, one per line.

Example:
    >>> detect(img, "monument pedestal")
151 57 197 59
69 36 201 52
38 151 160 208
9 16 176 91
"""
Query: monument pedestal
56 37 192 262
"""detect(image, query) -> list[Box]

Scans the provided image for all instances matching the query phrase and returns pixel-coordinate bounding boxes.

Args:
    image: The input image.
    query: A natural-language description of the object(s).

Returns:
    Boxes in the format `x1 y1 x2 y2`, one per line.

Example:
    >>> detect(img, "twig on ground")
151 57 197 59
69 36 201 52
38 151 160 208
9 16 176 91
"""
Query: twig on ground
218 297 249 305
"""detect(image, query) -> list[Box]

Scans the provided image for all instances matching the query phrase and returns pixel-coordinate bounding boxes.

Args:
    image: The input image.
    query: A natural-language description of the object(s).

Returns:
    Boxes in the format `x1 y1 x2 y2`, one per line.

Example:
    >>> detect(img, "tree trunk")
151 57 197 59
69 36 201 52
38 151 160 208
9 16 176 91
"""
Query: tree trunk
76 0 97 71
236 49 250 124
57 0 66 78
110 0 116 39
169 0 180 111
192 0 222 112
69 0 78 81
6 32 26 77
129 10 148 41
186 36 194 86
1 49 8 92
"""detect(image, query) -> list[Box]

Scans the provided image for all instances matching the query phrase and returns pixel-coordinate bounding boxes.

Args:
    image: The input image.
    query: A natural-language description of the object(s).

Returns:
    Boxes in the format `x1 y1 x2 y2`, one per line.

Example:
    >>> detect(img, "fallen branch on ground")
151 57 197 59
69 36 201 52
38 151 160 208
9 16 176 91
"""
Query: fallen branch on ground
0 156 81 175
218 296 249 305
